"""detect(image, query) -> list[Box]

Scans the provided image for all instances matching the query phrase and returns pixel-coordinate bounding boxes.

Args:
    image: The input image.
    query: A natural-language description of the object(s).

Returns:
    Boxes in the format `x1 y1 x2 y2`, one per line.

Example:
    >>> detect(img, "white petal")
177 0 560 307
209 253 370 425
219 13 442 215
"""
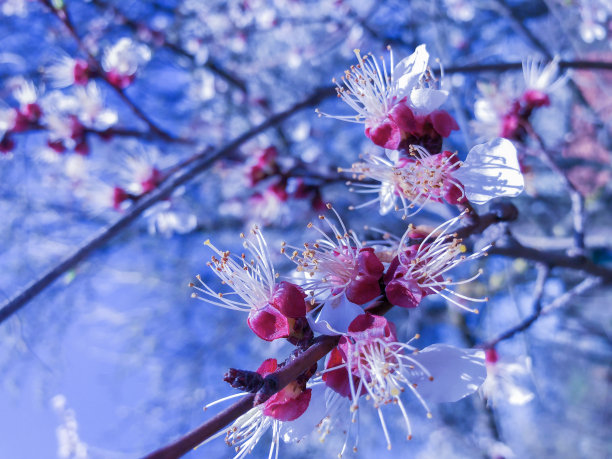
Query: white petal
506 385 535 406
409 88 448 114
384 148 399 163
409 344 487 403
454 138 524 205
307 293 365 336
394 44 429 99
378 181 397 215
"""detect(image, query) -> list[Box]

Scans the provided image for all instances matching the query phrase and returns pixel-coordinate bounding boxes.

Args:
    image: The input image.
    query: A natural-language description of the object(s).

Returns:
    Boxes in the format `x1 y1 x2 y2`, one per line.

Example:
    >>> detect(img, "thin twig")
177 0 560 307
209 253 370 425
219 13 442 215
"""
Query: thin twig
0 87 334 325
480 277 602 348
527 127 586 255
492 0 553 59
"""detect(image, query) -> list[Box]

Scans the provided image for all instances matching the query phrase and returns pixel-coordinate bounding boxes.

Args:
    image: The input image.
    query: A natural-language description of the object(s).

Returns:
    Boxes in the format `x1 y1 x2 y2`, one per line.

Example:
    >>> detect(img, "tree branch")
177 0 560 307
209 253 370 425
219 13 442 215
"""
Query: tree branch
489 238 612 282
141 335 339 459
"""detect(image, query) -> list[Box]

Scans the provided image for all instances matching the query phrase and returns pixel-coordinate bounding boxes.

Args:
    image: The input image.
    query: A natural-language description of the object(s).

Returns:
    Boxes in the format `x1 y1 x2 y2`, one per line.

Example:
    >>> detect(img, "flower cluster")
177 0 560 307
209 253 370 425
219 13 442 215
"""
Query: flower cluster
193 44 532 458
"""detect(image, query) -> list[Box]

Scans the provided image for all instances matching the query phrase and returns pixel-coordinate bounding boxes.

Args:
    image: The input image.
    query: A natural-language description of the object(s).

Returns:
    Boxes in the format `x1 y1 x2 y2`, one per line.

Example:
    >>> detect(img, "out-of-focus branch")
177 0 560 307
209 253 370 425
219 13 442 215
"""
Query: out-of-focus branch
526 127 586 254
443 60 612 74
38 0 179 142
0 86 334 325
141 335 339 459
490 238 612 282
480 276 602 349
13 123 192 143
88 0 248 93
492 0 553 59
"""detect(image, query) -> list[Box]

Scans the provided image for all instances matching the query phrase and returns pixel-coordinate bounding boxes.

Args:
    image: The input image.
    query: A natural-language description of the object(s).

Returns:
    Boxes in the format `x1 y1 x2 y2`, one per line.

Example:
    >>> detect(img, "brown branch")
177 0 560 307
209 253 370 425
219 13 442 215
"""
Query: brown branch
489 238 612 282
141 335 339 459
0 86 334 325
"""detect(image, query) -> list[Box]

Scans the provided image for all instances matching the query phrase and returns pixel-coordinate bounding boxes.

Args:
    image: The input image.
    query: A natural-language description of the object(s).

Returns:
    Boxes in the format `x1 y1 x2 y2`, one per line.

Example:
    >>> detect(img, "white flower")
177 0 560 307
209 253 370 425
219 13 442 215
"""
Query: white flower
46 56 90 88
522 56 566 94
322 329 487 451
345 138 524 216
144 200 197 236
13 79 38 107
316 44 444 125
200 384 326 459
386 213 490 312
0 104 16 137
102 37 151 76
345 146 464 218
74 82 118 130
471 81 514 141
116 146 165 195
307 292 369 336
481 352 535 406
454 137 524 205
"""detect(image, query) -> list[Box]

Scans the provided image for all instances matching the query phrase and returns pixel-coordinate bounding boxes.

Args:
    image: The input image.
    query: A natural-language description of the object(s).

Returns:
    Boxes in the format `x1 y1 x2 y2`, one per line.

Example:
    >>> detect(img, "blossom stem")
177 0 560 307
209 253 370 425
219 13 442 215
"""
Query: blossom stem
142 335 339 459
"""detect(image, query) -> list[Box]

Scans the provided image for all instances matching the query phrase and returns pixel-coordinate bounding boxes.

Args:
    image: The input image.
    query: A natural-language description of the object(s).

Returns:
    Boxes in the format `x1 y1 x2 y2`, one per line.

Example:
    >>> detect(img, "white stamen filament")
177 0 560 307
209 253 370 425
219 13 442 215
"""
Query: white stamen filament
397 213 490 313
191 227 276 312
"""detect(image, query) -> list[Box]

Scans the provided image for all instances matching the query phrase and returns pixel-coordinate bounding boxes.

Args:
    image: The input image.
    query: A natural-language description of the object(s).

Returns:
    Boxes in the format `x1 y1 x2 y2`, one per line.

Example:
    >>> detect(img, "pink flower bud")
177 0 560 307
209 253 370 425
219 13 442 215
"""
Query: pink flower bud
522 89 550 109
12 110 30 133
384 255 429 308
47 139 66 154
345 248 384 305
256 358 278 376
141 167 162 193
365 118 401 149
262 384 312 421
74 140 89 155
485 348 499 364
346 313 396 342
73 59 90 86
271 281 307 319
501 112 520 139
106 70 135 89
113 186 129 210
430 110 459 137
23 103 42 123
0 135 14 153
